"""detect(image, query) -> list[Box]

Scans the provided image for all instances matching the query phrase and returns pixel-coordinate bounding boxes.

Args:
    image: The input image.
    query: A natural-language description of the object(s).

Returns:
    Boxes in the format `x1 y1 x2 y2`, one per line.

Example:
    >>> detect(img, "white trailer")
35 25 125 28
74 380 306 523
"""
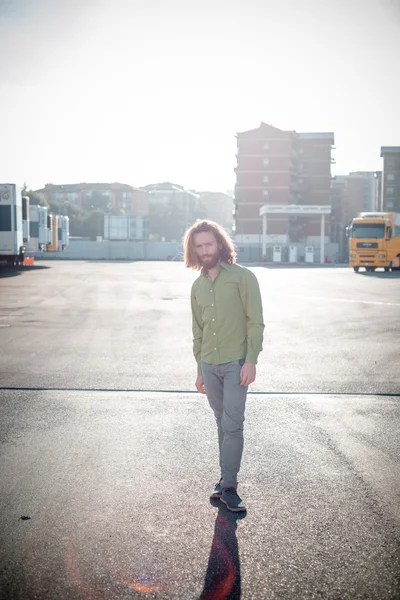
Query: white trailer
26 204 48 252
0 184 25 266
22 195 30 244
46 213 53 247
58 215 70 251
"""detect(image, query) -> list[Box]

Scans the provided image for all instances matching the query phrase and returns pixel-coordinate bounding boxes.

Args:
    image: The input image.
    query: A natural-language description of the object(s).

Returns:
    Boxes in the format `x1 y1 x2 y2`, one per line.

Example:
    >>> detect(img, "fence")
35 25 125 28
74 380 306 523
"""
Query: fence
31 240 341 263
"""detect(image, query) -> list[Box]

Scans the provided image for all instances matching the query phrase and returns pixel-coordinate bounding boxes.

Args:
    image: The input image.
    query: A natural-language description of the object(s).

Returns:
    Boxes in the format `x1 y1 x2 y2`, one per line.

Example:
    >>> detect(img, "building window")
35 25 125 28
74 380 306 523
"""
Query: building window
386 173 395 181
263 190 269 198
263 175 269 183
298 163 304 172
386 187 394 195
298 178 303 185
386 200 394 208
386 159 395 169
263 142 269 150
263 158 269 166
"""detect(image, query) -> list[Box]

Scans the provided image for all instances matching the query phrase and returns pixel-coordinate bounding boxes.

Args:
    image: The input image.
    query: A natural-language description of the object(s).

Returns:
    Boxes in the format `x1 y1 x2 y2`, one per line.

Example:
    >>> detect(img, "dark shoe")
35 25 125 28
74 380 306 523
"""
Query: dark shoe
221 487 247 512
210 478 223 500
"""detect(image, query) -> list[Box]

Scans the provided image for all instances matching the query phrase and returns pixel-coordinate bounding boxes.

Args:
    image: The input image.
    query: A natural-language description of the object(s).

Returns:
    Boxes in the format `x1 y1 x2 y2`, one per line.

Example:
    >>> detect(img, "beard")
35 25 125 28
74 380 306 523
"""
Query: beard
200 251 221 270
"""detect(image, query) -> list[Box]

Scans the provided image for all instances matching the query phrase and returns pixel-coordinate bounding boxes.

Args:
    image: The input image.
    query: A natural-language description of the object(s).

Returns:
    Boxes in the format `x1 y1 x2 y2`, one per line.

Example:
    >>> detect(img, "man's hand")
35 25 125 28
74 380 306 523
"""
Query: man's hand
240 363 256 386
195 376 206 394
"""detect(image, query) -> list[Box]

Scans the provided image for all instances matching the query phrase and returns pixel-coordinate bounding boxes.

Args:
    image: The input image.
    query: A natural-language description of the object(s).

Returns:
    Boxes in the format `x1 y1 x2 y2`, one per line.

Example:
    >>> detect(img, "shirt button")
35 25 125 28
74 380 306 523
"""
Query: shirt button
213 333 216 335
211 304 214 307
214 348 216 350
212 319 215 321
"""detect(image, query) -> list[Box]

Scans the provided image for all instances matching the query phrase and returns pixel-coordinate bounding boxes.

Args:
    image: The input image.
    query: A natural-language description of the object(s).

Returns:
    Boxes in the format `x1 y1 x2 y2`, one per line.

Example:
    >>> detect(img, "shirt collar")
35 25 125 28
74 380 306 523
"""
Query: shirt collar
220 262 231 270
201 261 231 277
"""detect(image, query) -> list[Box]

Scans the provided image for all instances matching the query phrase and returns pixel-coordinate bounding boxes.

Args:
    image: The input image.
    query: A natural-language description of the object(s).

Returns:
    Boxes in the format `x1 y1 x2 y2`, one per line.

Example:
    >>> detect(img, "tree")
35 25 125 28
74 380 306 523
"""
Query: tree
21 183 48 207
83 210 104 240
149 196 208 242
83 191 109 212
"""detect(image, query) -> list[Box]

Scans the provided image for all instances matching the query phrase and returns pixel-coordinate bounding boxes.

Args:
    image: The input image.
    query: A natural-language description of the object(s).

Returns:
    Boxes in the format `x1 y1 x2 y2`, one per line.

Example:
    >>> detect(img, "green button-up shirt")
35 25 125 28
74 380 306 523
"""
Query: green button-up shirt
191 262 264 376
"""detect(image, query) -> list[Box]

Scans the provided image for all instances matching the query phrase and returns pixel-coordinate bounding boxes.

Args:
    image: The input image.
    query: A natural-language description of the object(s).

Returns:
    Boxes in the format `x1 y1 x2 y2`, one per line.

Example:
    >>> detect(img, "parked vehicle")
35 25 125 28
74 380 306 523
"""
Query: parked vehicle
47 214 59 251
0 184 25 266
58 215 70 251
349 212 400 272
26 204 48 252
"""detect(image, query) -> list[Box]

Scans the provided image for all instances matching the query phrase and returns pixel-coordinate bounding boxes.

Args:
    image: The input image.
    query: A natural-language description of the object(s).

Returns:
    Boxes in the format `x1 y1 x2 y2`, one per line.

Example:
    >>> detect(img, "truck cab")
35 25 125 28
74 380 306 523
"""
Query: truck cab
349 212 400 272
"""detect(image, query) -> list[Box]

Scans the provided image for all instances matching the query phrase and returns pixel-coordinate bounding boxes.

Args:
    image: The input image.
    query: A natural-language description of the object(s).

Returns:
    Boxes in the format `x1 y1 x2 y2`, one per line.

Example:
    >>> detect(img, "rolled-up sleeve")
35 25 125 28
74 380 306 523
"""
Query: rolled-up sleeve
239 270 264 364
191 284 203 376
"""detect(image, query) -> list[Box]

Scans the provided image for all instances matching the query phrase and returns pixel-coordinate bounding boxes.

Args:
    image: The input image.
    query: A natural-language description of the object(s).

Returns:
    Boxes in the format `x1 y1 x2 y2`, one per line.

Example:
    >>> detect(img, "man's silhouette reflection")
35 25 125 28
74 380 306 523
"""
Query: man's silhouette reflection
200 501 246 600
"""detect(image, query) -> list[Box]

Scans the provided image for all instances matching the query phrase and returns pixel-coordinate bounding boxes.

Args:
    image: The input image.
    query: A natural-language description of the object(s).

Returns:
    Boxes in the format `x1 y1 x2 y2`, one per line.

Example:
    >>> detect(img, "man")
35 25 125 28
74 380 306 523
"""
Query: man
183 219 264 512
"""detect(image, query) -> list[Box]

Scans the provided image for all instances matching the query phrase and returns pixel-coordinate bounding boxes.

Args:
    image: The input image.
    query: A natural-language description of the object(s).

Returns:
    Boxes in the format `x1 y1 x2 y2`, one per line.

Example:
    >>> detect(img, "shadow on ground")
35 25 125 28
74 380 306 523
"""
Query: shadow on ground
257 264 348 269
199 500 246 600
358 270 400 278
0 265 51 278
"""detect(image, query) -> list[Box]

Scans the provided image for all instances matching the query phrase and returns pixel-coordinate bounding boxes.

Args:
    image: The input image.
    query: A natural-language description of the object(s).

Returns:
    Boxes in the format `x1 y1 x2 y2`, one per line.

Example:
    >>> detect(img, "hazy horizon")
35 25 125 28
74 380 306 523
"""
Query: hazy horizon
1 0 399 192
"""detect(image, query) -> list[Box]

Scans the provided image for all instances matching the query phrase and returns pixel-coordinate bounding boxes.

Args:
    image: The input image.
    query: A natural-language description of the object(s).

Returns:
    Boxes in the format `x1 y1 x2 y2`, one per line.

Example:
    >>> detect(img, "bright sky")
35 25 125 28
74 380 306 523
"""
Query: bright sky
0 0 399 192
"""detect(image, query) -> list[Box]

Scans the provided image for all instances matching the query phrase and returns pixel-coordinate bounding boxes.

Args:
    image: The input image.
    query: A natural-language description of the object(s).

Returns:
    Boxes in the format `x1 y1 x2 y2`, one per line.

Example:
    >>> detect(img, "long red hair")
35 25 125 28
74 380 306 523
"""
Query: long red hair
183 220 237 270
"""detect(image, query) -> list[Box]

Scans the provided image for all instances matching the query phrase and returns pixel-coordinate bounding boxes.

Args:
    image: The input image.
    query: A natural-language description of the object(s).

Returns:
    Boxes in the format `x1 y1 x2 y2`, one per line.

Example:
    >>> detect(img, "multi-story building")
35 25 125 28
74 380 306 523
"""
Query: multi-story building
374 171 382 211
35 183 149 216
235 122 334 244
330 175 346 241
331 172 376 226
296 132 335 242
142 182 205 241
197 191 234 234
380 147 400 212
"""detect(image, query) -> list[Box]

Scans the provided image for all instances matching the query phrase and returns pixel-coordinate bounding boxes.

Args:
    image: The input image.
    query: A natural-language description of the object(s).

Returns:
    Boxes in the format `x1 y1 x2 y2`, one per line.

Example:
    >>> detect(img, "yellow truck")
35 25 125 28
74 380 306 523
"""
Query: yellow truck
349 212 400 272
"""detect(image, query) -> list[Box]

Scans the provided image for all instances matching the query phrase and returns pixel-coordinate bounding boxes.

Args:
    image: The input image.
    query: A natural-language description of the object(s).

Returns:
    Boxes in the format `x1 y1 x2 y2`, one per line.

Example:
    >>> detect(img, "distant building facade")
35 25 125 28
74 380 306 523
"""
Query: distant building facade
380 147 400 212
234 122 334 244
35 183 149 216
331 171 376 227
142 182 205 241
197 191 234 234
374 171 382 211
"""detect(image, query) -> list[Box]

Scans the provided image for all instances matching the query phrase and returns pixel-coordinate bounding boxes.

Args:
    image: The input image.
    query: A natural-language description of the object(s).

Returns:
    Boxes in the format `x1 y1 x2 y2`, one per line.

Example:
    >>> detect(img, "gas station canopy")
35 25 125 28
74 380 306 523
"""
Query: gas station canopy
259 205 331 216
259 205 332 264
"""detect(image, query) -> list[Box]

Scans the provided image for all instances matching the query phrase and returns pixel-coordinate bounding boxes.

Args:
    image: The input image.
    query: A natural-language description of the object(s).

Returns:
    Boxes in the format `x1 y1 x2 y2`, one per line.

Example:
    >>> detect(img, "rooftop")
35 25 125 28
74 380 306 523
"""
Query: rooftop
35 182 141 193
297 132 335 142
381 146 400 156
143 183 200 198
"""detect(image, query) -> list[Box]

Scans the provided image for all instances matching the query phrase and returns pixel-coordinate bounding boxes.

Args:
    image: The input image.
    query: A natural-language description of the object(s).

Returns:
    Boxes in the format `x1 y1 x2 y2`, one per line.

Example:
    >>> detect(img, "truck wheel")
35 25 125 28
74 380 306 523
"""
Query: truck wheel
353 267 359 273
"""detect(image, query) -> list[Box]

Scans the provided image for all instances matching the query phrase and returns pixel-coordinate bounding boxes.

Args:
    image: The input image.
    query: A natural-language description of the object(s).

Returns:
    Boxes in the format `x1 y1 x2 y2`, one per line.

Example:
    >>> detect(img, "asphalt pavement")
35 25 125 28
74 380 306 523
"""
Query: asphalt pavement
0 261 399 599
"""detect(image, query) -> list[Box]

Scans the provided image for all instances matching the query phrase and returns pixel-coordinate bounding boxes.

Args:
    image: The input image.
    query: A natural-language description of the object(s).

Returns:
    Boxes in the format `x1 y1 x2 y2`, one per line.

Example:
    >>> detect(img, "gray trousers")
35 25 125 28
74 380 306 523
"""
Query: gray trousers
201 359 248 489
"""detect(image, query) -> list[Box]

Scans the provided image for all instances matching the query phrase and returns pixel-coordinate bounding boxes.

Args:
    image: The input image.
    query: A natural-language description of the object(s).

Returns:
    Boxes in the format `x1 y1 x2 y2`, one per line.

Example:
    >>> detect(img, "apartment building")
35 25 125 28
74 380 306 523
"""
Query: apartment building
331 171 376 227
235 122 334 244
380 147 400 212
295 132 335 242
35 183 149 216
374 171 382 211
197 191 234 234
142 182 205 241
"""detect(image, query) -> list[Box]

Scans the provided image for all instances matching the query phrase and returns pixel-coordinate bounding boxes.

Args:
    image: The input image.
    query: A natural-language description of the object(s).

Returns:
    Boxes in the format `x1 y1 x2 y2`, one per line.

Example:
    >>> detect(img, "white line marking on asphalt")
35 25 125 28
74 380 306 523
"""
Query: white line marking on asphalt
273 294 400 307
